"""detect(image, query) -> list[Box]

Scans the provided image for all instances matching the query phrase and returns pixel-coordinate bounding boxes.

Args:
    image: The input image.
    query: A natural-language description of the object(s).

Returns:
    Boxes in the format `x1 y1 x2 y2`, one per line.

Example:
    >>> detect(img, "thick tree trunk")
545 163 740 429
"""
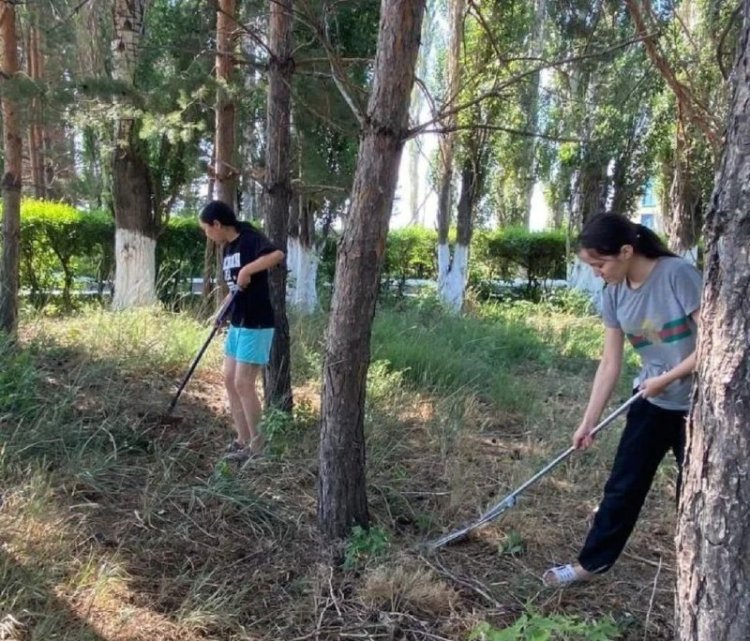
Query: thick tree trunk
263 0 294 412
436 0 464 309
0 1 21 335
111 0 157 310
318 0 426 540
676 8 750 640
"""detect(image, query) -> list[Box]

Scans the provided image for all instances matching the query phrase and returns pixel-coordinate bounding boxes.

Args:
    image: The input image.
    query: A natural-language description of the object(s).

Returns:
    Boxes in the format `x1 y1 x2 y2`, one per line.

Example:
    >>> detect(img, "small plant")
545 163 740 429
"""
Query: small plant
471 611 621 641
498 530 525 557
261 407 296 456
343 525 390 569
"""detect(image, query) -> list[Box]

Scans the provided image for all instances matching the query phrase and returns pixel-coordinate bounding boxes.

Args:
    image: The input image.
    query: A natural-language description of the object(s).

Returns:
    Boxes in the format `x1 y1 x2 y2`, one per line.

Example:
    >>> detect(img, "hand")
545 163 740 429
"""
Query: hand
237 271 251 289
639 375 670 398
573 421 596 450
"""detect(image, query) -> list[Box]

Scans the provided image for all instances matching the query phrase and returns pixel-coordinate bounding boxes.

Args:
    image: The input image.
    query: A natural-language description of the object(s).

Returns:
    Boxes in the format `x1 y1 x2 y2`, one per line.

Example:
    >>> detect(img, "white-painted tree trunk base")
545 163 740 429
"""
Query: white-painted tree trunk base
568 257 604 313
112 229 158 310
287 237 318 314
437 242 469 313
680 246 698 266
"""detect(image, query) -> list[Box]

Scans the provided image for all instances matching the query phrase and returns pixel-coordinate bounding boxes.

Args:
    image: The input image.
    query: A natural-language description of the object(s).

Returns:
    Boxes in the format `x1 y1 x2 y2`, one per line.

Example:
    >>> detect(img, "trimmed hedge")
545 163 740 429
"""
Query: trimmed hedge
12 200 568 307
15 199 205 307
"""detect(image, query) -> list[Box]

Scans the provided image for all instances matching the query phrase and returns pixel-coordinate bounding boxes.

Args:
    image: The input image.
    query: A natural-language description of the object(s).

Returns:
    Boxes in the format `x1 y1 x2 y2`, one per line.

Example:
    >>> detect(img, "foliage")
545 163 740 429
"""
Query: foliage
18 200 113 307
16 200 205 309
473 228 567 298
343 525 391 569
471 611 621 641
382 226 438 291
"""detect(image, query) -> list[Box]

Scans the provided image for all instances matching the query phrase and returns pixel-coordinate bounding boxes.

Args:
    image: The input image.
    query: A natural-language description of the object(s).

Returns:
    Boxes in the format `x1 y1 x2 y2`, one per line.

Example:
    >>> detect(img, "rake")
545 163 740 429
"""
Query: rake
426 391 643 551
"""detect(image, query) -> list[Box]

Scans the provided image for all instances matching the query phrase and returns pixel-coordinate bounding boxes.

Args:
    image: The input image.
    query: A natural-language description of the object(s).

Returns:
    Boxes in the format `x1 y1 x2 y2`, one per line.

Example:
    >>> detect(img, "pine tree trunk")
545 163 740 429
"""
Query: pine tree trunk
27 21 45 199
215 0 237 207
676 7 750 639
0 1 22 335
263 0 293 412
318 0 426 540
111 0 157 310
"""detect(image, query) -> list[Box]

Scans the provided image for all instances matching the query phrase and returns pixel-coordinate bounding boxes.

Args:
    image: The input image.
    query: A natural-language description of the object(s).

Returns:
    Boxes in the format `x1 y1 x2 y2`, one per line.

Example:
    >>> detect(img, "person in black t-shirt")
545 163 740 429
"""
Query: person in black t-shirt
199 201 284 462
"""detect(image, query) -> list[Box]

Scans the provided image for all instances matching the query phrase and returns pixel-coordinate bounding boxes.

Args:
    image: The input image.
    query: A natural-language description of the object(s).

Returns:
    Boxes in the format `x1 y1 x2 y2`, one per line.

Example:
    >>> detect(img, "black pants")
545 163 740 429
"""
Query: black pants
578 395 686 574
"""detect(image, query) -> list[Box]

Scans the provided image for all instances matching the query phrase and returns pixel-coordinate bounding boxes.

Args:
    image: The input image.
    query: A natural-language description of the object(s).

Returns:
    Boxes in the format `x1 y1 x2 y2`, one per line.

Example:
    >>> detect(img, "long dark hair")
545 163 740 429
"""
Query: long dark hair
577 213 675 259
199 201 254 232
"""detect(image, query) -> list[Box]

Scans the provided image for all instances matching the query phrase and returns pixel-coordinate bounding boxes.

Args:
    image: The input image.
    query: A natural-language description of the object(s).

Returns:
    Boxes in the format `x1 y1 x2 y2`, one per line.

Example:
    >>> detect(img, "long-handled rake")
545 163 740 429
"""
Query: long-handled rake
426 391 643 551
166 291 239 416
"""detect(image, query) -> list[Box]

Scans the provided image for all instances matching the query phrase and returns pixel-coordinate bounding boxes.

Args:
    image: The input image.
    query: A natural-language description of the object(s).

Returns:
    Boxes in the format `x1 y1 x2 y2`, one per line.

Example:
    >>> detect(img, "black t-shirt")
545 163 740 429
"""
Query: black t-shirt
222 223 278 329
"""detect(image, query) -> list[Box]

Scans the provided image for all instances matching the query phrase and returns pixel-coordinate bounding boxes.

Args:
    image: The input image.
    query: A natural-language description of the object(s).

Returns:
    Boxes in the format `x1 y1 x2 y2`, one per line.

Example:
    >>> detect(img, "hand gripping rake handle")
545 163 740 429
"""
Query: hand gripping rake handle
426 391 644 551
166 291 239 415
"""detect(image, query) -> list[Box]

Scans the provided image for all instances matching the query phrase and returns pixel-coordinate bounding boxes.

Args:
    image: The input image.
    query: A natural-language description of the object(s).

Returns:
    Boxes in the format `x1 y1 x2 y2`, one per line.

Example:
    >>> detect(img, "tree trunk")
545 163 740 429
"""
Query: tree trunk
318 0 426 540
263 0 294 412
676 7 750 639
27 20 45 199
521 0 546 228
215 0 237 207
436 0 464 309
111 0 157 310
288 196 318 314
440 156 477 312
665 121 702 253
0 1 21 335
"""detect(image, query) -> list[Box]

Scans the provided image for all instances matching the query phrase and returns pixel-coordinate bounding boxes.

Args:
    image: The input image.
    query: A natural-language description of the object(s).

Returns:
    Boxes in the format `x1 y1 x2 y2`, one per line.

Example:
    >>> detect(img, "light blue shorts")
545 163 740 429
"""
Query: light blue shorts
225 326 275 365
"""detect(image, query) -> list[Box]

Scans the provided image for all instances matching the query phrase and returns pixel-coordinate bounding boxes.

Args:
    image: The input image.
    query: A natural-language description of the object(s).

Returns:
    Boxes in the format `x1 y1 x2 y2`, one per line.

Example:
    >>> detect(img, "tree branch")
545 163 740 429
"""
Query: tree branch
407 35 655 138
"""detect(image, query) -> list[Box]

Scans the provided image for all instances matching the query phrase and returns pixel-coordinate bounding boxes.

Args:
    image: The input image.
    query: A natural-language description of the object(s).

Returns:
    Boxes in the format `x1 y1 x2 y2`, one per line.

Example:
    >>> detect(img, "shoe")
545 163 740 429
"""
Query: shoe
225 439 245 453
223 446 251 463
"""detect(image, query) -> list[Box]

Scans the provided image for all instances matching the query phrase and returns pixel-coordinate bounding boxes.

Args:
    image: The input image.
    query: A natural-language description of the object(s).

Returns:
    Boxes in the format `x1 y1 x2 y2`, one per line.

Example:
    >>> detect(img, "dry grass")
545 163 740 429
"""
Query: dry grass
0 305 680 640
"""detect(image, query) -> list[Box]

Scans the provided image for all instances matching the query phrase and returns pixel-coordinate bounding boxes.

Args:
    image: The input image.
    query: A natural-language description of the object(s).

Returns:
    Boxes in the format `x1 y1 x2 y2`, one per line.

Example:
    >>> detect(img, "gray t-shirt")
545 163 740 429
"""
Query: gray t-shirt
602 257 702 410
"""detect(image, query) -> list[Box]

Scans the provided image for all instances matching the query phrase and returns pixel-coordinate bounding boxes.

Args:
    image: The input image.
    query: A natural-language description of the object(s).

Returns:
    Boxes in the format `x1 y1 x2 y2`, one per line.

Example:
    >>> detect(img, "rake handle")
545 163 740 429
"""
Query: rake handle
427 391 644 550
166 291 239 415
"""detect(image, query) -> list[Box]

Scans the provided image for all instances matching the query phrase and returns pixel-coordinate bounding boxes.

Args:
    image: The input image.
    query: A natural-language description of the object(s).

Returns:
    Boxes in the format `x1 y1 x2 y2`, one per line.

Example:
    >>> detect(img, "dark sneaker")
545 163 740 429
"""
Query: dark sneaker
223 446 251 463
225 439 245 453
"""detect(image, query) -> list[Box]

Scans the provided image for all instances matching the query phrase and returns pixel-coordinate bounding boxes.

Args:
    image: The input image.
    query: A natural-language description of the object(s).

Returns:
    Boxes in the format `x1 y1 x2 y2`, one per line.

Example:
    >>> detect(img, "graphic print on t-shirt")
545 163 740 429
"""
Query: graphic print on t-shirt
626 315 693 350
223 251 241 283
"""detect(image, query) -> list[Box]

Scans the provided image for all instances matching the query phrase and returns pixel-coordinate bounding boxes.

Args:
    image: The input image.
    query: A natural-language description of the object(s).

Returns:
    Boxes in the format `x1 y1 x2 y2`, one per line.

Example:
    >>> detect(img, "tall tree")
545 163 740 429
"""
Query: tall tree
318 0 426 539
111 0 157 309
263 0 294 412
676 4 750 638
0 0 22 335
26 8 45 199
436 0 464 312
215 0 238 206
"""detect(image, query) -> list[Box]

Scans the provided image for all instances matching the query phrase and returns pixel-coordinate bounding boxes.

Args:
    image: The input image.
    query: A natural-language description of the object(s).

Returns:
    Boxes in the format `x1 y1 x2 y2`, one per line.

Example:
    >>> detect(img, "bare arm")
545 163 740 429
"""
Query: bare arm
237 250 285 288
574 327 625 449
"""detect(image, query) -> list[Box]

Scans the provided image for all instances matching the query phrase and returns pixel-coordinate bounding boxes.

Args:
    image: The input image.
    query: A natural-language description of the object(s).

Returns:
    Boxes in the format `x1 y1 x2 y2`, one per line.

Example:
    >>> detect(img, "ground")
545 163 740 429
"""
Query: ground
0 301 679 640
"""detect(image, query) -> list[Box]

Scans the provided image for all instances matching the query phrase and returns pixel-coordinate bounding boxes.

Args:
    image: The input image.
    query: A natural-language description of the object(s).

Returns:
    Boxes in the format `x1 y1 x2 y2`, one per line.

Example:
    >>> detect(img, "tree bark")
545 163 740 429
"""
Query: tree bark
111 0 157 310
436 0 464 310
318 0 426 540
215 0 238 207
676 6 750 640
263 0 294 412
27 19 45 199
0 0 21 335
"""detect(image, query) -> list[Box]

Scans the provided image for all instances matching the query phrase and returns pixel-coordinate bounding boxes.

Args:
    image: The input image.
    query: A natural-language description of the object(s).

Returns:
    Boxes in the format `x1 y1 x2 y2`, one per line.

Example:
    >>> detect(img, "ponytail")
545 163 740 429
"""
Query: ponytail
578 214 675 258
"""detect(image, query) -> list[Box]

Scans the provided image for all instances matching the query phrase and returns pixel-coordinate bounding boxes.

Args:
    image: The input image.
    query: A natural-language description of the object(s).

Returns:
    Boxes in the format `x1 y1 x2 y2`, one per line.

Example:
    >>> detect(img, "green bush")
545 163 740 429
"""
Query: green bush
18 200 114 307
474 227 567 299
383 226 438 291
14 199 206 309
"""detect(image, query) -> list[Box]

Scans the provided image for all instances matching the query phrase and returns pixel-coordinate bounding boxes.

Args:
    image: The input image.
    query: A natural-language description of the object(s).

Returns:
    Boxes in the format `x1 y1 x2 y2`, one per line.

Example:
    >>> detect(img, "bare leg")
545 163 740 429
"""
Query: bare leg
223 356 252 445
234 362 264 453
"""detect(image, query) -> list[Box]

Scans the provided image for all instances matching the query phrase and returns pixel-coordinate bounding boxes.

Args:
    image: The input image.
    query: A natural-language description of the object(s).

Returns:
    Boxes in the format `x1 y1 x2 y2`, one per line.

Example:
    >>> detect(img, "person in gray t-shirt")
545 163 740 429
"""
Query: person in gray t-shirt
544 213 701 586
